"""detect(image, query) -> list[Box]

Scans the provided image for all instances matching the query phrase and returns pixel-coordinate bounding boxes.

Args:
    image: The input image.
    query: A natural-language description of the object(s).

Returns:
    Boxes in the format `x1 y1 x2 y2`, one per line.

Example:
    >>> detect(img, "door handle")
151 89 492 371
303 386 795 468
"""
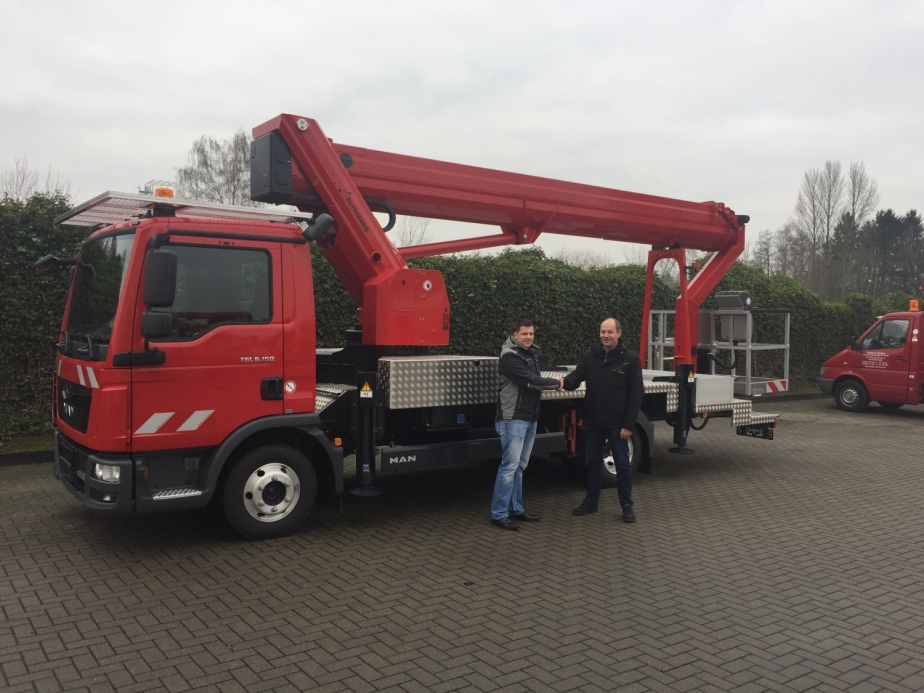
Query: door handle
261 377 284 400
894 357 909 362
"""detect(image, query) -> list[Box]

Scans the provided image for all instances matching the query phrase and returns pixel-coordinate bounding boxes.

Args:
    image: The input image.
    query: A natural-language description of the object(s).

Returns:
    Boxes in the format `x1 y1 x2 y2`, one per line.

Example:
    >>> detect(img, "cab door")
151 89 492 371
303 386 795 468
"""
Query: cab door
856 318 912 402
130 238 283 452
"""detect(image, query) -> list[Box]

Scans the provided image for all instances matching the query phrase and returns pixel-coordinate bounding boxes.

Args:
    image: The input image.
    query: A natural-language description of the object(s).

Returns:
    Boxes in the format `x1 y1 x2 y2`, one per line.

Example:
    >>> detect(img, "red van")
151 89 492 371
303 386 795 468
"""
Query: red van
818 311 923 412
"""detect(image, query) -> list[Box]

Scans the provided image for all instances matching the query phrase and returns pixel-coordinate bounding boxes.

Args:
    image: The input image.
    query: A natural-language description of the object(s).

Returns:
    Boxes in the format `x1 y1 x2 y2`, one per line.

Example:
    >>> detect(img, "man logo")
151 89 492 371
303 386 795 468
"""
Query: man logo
389 455 416 464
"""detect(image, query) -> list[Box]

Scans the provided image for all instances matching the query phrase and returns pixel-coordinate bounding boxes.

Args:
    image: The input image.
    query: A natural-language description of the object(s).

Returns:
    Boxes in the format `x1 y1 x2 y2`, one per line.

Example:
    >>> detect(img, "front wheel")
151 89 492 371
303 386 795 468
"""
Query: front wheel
224 445 318 539
601 430 642 488
834 379 870 413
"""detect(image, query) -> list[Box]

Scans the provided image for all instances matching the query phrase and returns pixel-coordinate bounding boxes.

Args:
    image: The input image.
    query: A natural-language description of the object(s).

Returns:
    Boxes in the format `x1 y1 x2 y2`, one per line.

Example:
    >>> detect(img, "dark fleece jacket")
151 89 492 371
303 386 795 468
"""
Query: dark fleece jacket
495 335 562 422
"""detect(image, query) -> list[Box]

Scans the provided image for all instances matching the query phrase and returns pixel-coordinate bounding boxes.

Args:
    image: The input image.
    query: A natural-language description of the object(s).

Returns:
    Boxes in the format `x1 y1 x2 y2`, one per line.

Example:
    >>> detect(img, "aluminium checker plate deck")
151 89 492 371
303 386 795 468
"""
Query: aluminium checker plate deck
316 383 356 412
374 355 776 428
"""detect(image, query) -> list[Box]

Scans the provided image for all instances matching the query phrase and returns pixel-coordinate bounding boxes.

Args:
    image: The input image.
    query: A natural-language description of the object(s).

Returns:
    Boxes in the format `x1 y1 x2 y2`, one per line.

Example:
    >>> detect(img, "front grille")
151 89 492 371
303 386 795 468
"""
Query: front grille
58 377 92 433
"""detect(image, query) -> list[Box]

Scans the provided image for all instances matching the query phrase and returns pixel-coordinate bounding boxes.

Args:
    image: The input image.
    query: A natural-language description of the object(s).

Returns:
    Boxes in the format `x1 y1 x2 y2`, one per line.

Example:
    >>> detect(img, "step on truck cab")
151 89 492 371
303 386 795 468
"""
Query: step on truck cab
818 305 924 412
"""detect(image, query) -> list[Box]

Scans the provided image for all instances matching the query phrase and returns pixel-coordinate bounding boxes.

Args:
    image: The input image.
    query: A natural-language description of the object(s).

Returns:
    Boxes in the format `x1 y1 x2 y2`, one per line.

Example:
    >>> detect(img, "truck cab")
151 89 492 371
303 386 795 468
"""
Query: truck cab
818 310 923 411
47 192 343 539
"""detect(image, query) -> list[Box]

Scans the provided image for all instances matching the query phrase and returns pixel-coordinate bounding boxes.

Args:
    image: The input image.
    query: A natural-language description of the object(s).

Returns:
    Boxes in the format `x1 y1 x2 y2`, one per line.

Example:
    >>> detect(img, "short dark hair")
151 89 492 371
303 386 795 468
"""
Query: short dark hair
512 318 534 333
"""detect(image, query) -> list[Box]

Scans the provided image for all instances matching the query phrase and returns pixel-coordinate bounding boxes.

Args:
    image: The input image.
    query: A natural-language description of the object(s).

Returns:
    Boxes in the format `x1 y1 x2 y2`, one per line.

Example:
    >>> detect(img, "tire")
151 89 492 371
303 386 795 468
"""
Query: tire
223 444 318 539
834 379 870 413
878 401 904 411
600 430 642 489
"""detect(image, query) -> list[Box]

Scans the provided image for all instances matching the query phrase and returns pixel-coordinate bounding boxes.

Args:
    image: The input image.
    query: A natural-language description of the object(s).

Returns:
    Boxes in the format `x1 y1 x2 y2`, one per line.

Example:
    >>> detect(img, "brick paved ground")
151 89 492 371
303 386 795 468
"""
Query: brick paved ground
1 398 923 693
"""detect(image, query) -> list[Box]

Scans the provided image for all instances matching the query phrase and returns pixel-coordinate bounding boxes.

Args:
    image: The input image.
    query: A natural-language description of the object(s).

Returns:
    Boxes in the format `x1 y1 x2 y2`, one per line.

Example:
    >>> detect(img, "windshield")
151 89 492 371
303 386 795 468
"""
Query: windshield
65 233 135 342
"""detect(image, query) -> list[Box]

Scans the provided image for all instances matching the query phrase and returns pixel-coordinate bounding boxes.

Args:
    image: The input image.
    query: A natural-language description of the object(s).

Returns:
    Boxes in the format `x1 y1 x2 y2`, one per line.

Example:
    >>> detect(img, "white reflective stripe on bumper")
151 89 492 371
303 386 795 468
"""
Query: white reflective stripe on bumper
76 365 85 386
86 367 99 389
176 410 214 432
134 412 175 435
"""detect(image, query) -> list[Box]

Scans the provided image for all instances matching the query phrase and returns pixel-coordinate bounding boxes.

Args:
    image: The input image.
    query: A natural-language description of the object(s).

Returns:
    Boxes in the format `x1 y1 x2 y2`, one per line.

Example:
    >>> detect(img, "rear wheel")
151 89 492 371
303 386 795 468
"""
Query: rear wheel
877 401 904 410
224 445 317 539
601 430 642 488
834 379 870 413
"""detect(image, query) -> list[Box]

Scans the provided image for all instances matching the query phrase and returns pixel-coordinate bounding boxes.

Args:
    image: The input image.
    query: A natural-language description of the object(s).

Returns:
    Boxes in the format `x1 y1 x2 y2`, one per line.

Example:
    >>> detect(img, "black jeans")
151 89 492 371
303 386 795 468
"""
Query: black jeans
584 424 632 507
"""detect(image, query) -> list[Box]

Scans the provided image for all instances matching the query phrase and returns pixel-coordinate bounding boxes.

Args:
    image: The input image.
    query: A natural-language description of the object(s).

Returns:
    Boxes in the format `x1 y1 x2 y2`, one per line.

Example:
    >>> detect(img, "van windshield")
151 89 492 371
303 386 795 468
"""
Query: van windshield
63 233 135 359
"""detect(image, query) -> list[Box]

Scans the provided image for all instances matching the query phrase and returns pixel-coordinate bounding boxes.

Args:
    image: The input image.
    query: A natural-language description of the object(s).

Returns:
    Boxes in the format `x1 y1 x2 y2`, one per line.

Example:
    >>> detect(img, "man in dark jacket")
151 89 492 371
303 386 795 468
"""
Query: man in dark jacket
564 317 644 523
491 319 563 531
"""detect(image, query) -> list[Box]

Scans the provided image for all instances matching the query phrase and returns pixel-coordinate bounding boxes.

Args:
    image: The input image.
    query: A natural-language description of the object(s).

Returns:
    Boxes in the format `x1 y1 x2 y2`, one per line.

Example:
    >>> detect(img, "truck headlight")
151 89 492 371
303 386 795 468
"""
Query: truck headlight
819 367 827 376
94 463 120 482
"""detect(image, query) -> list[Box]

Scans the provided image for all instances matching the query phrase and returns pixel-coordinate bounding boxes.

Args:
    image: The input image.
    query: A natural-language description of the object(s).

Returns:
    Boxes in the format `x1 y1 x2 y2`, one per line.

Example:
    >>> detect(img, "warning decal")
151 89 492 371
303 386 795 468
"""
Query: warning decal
360 382 373 398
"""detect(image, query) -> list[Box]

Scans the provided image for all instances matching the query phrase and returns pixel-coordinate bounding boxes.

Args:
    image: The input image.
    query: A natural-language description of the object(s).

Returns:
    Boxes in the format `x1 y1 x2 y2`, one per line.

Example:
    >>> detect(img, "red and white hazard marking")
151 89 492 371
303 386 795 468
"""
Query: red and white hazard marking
765 380 787 393
134 410 215 435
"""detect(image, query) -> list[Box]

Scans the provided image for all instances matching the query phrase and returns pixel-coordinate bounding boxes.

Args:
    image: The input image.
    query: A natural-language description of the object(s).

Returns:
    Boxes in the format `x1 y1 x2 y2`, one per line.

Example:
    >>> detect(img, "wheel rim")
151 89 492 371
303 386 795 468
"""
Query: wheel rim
242 463 301 523
604 438 634 475
841 387 859 406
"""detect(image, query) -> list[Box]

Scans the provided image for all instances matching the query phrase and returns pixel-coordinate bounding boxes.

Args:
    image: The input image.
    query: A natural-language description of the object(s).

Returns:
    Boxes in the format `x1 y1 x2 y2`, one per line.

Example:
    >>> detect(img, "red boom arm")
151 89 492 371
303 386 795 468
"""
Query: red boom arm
253 114 746 361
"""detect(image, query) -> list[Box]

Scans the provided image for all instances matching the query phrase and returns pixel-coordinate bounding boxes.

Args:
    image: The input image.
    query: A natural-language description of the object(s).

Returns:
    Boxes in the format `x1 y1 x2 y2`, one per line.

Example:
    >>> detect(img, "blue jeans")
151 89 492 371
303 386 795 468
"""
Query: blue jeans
584 425 632 507
491 419 537 520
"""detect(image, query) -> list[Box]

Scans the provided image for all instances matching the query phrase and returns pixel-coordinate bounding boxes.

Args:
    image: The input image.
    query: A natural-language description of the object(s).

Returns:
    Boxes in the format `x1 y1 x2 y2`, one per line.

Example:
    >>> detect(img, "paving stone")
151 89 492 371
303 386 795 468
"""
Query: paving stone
1 399 923 691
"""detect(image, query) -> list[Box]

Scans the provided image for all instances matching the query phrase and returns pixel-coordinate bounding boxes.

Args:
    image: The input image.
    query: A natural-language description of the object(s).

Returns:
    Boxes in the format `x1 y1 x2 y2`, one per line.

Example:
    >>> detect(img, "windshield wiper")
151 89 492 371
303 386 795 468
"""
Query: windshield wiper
58 333 110 362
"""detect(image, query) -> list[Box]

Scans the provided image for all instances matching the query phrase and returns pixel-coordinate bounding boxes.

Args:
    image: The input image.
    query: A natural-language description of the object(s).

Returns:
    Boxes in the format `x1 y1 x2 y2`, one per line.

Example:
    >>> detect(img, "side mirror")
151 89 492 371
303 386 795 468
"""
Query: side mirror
849 336 859 350
141 312 173 340
144 248 177 308
34 254 77 276
303 213 335 242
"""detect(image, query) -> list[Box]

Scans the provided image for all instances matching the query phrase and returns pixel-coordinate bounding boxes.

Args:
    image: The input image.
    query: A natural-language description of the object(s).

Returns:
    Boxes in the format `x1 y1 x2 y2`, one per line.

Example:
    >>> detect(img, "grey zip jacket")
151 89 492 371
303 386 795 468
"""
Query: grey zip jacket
495 335 562 422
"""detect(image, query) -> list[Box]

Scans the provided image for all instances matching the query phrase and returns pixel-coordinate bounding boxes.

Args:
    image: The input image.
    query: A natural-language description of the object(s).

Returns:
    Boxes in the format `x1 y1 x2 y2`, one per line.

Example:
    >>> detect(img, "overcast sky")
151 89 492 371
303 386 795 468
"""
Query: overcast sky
2 0 922 262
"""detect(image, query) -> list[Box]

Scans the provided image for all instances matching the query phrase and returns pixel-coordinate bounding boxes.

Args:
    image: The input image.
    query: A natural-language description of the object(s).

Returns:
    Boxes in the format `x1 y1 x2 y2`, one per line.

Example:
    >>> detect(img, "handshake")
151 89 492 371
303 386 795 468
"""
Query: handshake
555 376 564 391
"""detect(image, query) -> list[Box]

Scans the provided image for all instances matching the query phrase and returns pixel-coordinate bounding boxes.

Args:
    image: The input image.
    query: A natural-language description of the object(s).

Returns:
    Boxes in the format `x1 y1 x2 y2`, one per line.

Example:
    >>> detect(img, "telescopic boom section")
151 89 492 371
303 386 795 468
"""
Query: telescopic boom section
252 114 746 357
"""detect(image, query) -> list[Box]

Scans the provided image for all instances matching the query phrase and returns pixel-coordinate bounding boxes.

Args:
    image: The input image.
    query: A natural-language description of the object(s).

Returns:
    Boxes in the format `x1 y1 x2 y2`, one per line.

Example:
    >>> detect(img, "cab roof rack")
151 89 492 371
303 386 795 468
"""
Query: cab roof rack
54 191 316 228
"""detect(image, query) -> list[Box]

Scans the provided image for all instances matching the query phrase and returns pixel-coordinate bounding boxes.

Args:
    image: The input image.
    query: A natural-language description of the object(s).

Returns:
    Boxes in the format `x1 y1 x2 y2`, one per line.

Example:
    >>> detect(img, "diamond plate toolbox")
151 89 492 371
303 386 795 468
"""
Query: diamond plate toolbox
378 356 499 409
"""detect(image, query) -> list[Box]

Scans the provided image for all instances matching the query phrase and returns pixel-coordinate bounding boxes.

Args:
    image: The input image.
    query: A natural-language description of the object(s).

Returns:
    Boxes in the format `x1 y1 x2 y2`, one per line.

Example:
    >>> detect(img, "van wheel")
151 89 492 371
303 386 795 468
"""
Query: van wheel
224 445 317 539
878 401 904 411
834 380 870 413
601 430 642 488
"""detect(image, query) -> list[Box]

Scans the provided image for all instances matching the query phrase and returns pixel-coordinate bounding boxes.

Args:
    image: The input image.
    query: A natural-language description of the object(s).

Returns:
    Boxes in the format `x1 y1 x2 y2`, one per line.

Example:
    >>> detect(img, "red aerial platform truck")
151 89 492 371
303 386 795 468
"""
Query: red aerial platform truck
39 114 777 538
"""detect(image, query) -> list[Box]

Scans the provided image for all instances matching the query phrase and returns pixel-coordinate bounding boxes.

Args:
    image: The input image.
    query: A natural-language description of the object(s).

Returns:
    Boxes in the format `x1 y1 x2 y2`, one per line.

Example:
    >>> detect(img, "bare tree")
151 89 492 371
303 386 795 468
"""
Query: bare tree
392 216 434 246
620 244 678 283
794 160 845 294
745 229 774 274
554 247 614 269
0 157 70 201
787 159 881 300
846 161 879 227
175 130 255 206
621 244 648 265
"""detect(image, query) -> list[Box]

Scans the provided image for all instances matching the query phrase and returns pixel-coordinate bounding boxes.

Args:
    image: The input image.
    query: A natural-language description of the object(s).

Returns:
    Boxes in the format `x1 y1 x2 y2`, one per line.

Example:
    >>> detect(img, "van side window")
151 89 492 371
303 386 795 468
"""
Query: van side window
860 319 909 350
153 245 271 340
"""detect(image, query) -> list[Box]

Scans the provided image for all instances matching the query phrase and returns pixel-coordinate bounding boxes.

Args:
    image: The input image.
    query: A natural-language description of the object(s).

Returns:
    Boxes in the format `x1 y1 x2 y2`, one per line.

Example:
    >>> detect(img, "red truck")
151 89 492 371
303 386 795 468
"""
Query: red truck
819 307 924 411
38 114 777 538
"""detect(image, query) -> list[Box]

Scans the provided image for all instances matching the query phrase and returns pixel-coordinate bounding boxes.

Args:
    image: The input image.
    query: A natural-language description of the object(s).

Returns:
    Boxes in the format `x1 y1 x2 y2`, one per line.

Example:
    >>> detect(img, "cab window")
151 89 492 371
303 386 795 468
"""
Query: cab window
860 319 909 350
153 245 271 340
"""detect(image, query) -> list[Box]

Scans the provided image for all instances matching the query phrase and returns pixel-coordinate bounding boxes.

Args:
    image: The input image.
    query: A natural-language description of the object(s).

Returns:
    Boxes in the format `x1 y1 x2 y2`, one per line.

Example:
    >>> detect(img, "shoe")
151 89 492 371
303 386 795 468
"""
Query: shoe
511 511 540 522
572 500 598 516
491 517 520 531
622 506 636 523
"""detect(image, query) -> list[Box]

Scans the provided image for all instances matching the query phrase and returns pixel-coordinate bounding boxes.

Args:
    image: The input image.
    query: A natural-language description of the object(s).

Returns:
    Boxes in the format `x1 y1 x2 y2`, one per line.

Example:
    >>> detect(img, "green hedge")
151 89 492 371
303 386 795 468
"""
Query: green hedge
0 194 83 439
3 196 916 440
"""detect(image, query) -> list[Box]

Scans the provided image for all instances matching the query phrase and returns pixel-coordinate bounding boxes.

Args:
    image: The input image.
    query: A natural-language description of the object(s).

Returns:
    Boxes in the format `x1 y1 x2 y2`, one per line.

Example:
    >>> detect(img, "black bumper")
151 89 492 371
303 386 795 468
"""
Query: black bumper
54 430 134 514
818 378 834 395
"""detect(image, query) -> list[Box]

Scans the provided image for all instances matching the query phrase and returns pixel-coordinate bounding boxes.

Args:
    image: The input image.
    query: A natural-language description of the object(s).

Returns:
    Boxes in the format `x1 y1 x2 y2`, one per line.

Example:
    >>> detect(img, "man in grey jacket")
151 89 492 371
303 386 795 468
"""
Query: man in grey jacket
491 319 563 530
